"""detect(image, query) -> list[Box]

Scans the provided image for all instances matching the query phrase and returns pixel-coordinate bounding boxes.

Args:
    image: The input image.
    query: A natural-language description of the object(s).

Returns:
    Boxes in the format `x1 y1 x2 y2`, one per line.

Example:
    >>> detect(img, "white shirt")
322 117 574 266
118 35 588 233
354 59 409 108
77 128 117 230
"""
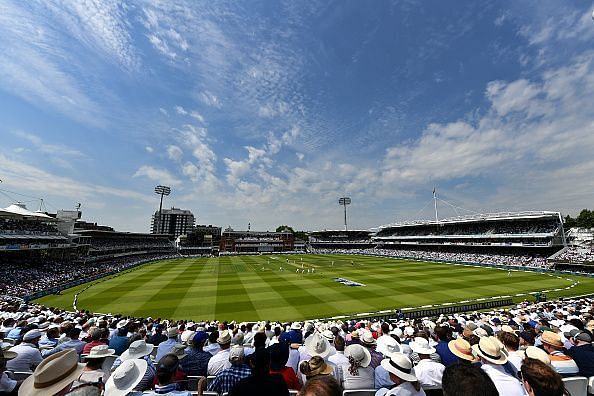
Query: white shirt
0 372 17 393
376 381 427 396
507 351 523 373
481 362 525 396
7 343 42 372
414 359 444 388
204 343 220 356
341 364 375 390
375 365 395 390
328 351 349 367
207 349 231 376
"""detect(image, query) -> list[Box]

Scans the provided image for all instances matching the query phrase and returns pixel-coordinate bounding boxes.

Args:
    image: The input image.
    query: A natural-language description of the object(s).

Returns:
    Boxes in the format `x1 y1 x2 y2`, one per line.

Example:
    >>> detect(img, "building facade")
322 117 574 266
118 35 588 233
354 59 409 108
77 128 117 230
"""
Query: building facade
219 230 294 253
151 207 195 238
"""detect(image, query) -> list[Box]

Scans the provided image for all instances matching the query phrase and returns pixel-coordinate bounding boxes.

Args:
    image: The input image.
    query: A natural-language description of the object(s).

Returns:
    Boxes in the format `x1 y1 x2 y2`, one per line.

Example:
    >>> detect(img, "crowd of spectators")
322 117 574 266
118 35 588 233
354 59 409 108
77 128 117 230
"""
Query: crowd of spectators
0 218 60 236
310 248 551 269
88 238 174 252
556 246 594 264
2 295 593 395
376 220 560 238
0 254 177 298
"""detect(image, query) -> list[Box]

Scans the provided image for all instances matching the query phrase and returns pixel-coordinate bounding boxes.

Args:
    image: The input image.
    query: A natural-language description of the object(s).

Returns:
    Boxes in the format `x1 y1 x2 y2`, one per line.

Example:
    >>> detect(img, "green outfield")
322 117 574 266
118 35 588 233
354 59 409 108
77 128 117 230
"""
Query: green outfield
35 254 594 322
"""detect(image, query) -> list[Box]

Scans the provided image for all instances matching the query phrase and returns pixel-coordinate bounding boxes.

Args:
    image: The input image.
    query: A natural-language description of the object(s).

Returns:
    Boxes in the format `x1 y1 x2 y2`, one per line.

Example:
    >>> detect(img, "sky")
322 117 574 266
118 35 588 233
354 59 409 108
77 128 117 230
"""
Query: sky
0 1 593 233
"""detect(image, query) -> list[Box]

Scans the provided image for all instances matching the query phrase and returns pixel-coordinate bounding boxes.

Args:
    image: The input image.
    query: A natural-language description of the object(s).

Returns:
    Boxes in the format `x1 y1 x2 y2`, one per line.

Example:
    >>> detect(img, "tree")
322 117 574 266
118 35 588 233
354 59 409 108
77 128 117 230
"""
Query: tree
576 209 594 228
276 225 295 233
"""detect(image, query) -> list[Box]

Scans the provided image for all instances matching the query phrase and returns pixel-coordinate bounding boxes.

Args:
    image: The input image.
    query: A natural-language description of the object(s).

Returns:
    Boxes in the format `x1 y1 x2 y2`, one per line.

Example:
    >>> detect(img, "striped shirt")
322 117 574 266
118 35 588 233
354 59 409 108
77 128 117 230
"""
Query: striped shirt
207 364 252 394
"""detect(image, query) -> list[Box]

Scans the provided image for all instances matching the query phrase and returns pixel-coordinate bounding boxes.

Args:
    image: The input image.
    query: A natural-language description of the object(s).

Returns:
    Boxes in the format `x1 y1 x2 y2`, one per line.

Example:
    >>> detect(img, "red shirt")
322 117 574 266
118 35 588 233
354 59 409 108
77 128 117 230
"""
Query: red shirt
270 367 301 390
82 340 107 354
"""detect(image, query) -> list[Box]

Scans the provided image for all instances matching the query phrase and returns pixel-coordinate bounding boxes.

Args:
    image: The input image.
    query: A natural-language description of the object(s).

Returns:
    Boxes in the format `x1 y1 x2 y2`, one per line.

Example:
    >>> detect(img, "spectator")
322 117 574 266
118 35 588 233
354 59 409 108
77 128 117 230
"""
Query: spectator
442 363 498 396
207 330 232 376
299 375 341 396
43 327 86 357
230 347 289 395
208 345 251 394
540 331 579 377
300 356 333 382
472 336 524 396
565 330 594 377
180 331 211 377
410 337 444 390
269 342 300 390
18 349 84 396
144 354 191 396
82 327 107 355
7 330 43 372
108 327 129 356
111 340 156 392
328 335 349 368
434 326 457 367
520 358 565 396
73 345 116 387
376 352 425 396
447 338 477 365
154 327 178 362
498 331 522 372
360 332 384 369
147 324 167 346
39 326 60 349
104 359 147 396
0 347 19 394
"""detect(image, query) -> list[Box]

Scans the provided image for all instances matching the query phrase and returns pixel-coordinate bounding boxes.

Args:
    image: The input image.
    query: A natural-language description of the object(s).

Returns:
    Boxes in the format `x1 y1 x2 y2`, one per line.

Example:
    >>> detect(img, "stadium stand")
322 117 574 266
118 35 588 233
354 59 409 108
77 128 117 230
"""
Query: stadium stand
308 230 374 251
220 229 294 253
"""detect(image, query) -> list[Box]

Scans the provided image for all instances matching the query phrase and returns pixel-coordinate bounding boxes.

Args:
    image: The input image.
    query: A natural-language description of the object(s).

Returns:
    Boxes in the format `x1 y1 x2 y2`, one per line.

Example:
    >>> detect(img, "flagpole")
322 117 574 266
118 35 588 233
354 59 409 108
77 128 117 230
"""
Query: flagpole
433 186 439 226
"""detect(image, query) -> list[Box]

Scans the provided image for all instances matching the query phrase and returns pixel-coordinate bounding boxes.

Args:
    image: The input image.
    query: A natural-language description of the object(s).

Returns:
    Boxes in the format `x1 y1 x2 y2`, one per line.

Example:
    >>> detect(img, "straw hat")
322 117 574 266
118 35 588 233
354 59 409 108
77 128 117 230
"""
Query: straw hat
104 359 148 396
472 337 508 365
217 330 232 345
360 331 377 346
541 331 563 348
304 333 331 358
448 338 475 362
84 344 116 360
301 356 333 377
377 336 401 357
322 330 334 342
380 352 417 382
521 346 551 366
18 349 84 396
409 337 436 355
120 340 154 361
344 344 371 368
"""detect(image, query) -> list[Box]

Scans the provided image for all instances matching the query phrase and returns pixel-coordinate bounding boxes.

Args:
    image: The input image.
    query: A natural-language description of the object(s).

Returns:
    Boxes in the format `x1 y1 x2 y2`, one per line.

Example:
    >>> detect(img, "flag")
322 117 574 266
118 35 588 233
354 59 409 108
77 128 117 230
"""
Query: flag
432 186 436 197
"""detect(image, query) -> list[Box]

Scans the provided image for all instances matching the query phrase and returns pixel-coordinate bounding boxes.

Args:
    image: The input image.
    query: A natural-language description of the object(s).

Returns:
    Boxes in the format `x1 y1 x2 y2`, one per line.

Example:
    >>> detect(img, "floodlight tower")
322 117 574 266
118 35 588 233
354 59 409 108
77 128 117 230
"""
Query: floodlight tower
338 197 351 231
154 185 171 234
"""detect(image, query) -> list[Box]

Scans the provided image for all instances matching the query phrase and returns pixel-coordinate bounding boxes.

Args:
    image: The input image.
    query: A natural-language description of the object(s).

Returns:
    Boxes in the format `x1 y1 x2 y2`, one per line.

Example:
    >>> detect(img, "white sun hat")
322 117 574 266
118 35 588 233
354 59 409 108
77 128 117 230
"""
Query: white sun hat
304 332 331 358
344 344 371 368
409 337 436 355
377 336 401 357
381 352 417 382
104 359 148 396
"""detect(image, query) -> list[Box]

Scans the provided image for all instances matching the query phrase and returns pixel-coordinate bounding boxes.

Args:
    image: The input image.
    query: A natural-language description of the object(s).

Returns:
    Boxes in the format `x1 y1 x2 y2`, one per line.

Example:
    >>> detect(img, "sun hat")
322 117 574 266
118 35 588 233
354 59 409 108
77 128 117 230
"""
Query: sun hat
390 328 403 338
37 322 50 331
448 338 475 362
360 331 377 346
84 344 116 360
217 330 232 345
344 344 371 368
168 344 187 360
573 331 593 343
322 330 334 342
301 356 333 377
377 336 401 357
409 337 436 355
500 325 515 333
304 333 331 358
23 329 42 342
541 331 563 348
104 358 148 396
181 330 195 344
167 327 178 338
18 349 84 396
120 340 154 361
0 347 17 360
472 336 508 365
380 352 417 382
521 346 551 365
229 345 244 362
291 322 302 330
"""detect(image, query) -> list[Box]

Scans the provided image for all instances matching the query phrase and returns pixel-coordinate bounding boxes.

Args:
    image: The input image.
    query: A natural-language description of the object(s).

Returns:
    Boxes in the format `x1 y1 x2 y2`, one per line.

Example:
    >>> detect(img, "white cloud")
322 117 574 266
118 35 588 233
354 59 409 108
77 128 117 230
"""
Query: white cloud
197 91 222 108
133 165 181 186
175 105 187 115
159 108 168 116
296 153 304 161
13 131 85 158
189 111 204 123
166 145 183 162
145 146 154 153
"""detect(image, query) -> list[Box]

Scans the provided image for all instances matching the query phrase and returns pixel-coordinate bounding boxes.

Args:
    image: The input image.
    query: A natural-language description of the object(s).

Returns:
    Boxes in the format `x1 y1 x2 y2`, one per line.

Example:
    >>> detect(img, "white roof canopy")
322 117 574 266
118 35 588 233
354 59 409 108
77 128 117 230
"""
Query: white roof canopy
2 203 53 219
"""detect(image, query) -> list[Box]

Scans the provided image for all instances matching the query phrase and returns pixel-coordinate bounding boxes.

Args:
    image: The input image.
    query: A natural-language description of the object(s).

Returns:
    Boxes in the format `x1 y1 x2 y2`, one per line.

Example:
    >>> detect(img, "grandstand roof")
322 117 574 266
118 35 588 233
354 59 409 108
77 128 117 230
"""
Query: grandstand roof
1 204 54 219
377 211 561 230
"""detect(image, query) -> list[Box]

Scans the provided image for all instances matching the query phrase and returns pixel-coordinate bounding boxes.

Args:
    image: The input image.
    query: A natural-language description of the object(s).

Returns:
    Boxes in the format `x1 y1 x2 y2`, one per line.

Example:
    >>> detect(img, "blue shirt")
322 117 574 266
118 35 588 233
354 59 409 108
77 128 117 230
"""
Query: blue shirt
181 348 212 376
6 327 21 340
208 364 252 394
567 344 594 377
109 335 130 355
155 338 177 362
435 341 458 367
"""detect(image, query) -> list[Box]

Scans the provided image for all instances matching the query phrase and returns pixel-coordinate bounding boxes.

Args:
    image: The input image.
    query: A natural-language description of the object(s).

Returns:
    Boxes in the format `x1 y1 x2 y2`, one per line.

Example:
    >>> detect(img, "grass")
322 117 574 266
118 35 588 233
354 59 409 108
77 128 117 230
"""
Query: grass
35 254 594 322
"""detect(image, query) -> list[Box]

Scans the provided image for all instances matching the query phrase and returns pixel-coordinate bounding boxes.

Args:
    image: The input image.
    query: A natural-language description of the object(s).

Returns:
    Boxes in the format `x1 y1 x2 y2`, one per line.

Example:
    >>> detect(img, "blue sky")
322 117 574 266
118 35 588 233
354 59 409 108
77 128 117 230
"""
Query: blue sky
0 1 593 232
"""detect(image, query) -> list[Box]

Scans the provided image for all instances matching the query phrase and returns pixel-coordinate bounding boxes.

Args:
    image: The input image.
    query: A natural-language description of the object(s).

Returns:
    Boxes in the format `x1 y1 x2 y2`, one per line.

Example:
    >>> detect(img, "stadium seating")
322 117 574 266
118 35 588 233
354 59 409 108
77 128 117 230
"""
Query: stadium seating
563 376 588 396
